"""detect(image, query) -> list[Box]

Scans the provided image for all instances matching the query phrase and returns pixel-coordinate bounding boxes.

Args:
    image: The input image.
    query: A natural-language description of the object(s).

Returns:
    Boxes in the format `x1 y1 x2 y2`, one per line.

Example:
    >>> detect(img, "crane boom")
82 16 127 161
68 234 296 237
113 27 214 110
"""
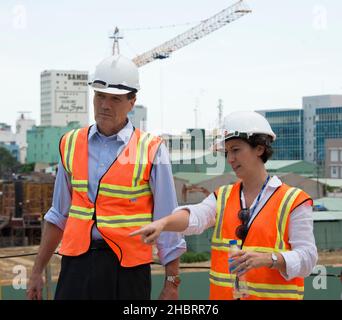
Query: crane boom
132 0 251 67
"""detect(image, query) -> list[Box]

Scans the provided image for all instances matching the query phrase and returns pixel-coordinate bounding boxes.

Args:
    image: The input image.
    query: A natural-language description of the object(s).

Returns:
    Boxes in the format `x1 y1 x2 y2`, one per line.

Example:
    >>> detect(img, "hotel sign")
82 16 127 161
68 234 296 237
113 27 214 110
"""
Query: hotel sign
55 90 87 113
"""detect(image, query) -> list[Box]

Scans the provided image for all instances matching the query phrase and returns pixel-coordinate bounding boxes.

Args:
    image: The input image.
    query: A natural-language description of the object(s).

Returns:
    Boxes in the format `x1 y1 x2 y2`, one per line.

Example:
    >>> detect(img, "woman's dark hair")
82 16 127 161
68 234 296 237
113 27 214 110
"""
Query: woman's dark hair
246 134 273 163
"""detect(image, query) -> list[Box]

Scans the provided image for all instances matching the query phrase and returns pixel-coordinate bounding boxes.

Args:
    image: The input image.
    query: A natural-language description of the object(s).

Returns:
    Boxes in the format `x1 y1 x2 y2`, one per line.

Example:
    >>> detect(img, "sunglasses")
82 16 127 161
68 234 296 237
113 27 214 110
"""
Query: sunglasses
89 80 137 93
235 208 250 240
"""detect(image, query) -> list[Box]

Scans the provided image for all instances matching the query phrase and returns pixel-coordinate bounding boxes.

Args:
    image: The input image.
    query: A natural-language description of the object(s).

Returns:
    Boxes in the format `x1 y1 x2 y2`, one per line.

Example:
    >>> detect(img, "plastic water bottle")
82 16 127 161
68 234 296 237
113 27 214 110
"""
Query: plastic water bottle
228 239 239 273
228 240 249 299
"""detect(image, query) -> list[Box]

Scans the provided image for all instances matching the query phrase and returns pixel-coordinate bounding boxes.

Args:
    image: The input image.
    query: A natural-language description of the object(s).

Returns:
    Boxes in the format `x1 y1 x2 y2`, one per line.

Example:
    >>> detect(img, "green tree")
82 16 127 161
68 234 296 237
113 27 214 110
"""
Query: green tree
18 163 35 173
0 147 19 178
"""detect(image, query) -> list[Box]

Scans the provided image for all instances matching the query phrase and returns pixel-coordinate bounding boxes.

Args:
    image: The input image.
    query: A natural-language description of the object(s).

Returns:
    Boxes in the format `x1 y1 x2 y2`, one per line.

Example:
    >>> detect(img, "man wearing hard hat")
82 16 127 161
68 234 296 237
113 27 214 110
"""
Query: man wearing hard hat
27 55 186 300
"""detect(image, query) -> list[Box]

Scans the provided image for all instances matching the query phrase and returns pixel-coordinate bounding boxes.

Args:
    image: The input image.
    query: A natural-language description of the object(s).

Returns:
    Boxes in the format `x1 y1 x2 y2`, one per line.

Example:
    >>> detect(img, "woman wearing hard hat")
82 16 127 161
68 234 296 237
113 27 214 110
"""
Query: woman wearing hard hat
130 111 318 300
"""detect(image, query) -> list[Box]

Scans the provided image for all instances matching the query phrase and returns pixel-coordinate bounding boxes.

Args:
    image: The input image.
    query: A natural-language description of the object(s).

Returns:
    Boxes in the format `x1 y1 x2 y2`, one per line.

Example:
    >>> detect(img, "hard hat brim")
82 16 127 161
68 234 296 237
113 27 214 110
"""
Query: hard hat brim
212 132 276 152
92 87 132 95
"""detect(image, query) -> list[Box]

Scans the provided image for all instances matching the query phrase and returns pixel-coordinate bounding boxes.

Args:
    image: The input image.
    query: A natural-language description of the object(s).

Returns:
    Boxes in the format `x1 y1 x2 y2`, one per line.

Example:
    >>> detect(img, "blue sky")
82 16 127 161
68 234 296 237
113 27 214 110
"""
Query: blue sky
1 0 341 134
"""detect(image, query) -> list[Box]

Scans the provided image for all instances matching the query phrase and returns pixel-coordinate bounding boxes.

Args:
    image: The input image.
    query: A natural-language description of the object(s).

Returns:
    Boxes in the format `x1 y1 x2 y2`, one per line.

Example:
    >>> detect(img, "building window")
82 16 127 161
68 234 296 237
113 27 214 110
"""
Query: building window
331 166 339 178
330 150 338 162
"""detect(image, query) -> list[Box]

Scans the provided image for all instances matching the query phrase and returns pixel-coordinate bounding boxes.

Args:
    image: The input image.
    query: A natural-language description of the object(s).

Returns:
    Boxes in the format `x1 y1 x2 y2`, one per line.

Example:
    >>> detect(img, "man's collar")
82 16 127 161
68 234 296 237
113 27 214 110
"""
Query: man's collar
88 120 134 145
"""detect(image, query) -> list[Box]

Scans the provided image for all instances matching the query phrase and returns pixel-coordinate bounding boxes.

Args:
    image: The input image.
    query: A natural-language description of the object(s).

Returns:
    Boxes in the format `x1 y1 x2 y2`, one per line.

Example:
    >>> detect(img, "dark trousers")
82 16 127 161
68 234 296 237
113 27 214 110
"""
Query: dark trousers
54 241 151 300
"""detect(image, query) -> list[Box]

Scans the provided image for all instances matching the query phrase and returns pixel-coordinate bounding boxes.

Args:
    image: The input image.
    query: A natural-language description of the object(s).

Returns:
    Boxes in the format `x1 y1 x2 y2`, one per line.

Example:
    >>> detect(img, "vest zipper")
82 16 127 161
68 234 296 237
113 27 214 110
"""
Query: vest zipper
88 126 137 262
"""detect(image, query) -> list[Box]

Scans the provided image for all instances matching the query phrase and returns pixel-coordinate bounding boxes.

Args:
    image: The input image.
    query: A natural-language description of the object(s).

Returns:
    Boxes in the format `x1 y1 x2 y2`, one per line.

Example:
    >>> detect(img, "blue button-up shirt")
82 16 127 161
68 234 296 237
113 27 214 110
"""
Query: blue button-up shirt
44 121 186 265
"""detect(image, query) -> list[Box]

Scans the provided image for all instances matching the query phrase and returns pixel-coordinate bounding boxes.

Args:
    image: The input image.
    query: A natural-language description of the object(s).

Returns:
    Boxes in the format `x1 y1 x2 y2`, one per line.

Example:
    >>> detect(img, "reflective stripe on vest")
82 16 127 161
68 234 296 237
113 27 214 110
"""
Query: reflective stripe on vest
211 238 242 252
69 205 94 220
209 270 236 288
212 185 233 241
132 132 155 187
97 213 153 228
209 270 304 299
98 183 152 199
276 187 302 251
71 179 88 193
63 129 81 175
212 242 288 253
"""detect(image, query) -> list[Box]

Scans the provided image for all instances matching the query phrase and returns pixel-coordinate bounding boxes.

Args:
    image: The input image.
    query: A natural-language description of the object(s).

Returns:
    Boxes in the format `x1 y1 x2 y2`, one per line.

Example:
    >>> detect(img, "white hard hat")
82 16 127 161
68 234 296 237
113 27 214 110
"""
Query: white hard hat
88 54 140 95
214 111 276 152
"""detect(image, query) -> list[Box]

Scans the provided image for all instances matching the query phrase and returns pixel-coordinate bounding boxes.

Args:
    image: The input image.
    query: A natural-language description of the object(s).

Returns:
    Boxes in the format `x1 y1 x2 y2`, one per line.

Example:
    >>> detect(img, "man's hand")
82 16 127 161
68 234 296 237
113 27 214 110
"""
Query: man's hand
26 272 44 300
158 280 179 300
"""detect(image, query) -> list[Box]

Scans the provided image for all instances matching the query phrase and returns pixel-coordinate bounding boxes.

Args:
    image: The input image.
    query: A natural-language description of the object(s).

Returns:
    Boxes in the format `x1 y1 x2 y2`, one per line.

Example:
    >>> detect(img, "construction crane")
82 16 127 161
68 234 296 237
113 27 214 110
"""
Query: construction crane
129 0 251 67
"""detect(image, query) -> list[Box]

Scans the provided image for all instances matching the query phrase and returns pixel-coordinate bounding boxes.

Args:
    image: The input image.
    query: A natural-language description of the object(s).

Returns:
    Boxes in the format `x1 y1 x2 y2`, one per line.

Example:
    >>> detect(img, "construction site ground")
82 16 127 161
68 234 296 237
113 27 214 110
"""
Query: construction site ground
0 246 341 286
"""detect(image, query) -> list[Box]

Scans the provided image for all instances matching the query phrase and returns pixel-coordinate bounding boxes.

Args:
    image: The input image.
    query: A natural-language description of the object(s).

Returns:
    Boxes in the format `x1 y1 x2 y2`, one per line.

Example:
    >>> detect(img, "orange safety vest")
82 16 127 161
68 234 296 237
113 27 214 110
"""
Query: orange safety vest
210 181 312 300
58 126 162 267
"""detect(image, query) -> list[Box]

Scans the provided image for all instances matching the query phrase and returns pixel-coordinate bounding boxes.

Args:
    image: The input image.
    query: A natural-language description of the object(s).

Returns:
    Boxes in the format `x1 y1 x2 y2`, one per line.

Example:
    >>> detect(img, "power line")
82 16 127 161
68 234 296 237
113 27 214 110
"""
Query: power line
121 21 200 32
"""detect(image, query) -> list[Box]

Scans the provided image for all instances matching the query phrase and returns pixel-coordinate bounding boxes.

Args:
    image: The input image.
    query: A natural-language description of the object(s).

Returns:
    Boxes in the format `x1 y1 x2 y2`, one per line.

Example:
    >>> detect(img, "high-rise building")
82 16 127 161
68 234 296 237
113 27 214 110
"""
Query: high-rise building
15 113 36 163
257 109 304 160
257 95 342 164
40 70 89 127
128 105 147 130
303 95 342 163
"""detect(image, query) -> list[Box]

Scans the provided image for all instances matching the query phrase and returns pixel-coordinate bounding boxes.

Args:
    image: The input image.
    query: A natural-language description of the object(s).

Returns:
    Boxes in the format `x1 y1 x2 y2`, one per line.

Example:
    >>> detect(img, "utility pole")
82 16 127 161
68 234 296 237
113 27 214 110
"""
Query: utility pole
194 97 199 128
217 99 223 129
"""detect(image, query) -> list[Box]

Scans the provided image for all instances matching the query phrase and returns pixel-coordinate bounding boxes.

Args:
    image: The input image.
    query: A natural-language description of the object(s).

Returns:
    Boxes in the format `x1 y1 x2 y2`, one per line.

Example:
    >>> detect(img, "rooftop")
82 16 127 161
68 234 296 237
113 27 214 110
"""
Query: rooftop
313 211 342 221
314 197 342 211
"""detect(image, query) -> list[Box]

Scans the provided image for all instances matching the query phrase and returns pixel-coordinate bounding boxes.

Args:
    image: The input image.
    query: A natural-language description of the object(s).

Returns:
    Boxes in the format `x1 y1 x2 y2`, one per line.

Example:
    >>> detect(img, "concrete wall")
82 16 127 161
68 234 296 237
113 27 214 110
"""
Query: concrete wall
2 267 341 300
314 220 342 250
